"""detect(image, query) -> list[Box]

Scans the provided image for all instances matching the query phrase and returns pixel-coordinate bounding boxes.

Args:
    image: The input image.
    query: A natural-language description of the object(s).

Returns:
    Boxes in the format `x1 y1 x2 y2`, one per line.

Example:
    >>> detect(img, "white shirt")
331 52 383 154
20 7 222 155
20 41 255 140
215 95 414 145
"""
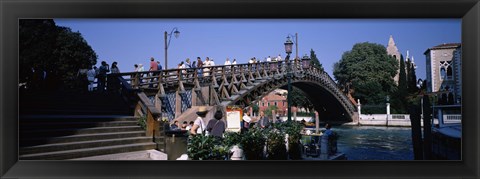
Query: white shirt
266 57 271 62
194 116 206 134
232 61 237 65
224 60 231 66
243 115 252 123
87 69 96 81
248 59 254 64
210 60 215 66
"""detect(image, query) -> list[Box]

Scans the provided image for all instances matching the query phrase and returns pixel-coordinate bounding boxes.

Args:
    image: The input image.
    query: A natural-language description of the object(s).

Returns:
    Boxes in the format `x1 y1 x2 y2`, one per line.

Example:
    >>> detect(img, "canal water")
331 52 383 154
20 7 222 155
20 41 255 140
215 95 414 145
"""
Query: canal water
334 125 414 160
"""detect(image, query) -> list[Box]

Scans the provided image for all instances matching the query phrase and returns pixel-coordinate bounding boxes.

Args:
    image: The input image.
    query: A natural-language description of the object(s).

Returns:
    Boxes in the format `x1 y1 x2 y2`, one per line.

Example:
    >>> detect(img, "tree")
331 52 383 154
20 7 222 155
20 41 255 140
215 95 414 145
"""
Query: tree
19 20 58 85
263 105 278 118
407 60 418 94
251 104 259 116
333 42 398 106
310 49 323 71
393 55 408 113
19 19 97 90
290 86 312 109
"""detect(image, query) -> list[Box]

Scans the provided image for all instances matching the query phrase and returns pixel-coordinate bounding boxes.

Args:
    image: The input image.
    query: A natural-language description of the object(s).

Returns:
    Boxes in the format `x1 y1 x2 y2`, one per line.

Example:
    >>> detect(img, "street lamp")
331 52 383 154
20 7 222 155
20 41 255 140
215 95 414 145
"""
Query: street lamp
164 27 180 70
284 36 294 122
302 54 311 69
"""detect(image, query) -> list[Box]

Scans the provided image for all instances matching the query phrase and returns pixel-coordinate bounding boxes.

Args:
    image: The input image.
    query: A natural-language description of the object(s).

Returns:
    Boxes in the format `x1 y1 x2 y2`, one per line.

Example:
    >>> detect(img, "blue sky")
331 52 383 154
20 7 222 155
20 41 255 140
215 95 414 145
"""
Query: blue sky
54 19 461 80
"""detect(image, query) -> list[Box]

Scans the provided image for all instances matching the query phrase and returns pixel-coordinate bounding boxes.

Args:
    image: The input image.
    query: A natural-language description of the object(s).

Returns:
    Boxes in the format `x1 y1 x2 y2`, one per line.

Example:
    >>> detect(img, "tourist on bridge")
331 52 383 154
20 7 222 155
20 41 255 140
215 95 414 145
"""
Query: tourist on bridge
156 61 163 71
256 111 271 129
232 59 237 65
97 61 110 92
206 109 226 138
76 66 89 93
149 58 158 87
86 66 96 92
203 57 211 77
110 61 120 73
190 106 208 135
196 57 203 78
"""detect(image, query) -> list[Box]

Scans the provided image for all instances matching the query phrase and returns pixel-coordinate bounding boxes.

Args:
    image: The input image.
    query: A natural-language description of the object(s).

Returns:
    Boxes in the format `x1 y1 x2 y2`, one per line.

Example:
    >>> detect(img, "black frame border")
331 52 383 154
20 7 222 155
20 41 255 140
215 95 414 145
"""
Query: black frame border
2 0 479 178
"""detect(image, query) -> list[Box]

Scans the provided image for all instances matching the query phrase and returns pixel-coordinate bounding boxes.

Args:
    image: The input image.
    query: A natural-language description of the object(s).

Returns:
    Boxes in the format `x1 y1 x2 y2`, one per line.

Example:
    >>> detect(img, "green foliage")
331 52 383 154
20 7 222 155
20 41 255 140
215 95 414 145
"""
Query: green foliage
333 42 398 105
137 115 147 130
19 19 97 89
251 104 259 116
187 135 228 160
266 129 287 160
240 128 266 160
272 120 303 159
393 55 408 113
310 49 324 71
223 132 242 148
290 86 314 110
263 105 278 118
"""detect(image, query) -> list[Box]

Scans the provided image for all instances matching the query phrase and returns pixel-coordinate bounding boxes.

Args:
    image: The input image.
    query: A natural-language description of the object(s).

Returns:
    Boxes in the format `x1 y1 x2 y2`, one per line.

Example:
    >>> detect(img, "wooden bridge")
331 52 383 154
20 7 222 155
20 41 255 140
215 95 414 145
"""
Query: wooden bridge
108 60 357 125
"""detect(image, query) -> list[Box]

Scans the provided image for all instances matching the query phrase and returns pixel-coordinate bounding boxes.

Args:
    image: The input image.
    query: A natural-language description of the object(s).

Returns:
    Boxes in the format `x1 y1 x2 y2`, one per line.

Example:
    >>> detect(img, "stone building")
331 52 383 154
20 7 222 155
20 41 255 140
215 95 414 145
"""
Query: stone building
424 43 462 104
258 90 287 116
386 35 402 84
386 35 417 85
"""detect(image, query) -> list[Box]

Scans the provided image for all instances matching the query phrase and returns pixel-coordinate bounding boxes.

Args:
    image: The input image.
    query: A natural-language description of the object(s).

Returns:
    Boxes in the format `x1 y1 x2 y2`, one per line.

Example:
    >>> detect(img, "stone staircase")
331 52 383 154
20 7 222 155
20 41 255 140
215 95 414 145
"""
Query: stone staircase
19 91 160 160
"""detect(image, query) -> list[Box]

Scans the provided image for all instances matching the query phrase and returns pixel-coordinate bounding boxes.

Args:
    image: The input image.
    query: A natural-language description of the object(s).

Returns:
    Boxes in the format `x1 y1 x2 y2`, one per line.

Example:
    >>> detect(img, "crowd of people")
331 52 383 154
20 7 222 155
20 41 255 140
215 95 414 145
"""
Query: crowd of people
75 54 303 92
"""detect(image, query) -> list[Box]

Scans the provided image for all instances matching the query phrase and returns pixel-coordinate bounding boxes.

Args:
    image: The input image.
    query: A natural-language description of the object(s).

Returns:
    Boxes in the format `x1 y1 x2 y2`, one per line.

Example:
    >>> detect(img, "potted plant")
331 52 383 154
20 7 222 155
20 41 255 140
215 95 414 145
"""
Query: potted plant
266 129 287 160
240 128 266 160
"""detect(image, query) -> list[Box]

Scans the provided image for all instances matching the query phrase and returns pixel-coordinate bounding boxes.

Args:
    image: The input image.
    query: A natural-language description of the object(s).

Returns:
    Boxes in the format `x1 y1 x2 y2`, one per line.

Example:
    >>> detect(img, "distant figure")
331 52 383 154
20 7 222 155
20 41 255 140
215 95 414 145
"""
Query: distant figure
256 111 270 129
203 57 211 77
232 59 237 65
276 54 282 61
149 57 158 71
186 121 194 131
191 106 209 135
86 66 96 92
206 109 226 138
170 120 179 130
266 56 272 62
181 121 188 130
323 123 333 137
134 64 139 72
192 61 197 68
157 61 163 71
138 64 145 72
248 58 254 64
209 58 215 66
224 58 231 66
77 66 89 93
97 61 110 92
196 57 203 77
242 111 252 132
185 58 192 68
111 61 120 73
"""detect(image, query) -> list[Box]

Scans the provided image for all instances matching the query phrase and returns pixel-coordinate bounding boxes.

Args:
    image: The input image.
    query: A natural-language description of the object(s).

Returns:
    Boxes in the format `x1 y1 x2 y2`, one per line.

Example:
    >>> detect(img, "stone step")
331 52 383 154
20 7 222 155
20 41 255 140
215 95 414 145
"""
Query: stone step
20 131 146 147
20 126 143 138
19 115 138 123
19 142 157 160
20 136 160 155
20 109 132 115
20 121 139 130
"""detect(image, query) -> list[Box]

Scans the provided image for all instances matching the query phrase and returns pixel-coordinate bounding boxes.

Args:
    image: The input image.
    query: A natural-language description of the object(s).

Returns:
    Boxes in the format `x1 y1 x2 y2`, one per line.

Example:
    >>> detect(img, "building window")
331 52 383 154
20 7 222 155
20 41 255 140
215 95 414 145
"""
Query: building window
274 102 277 106
440 67 446 80
262 102 265 107
446 66 453 80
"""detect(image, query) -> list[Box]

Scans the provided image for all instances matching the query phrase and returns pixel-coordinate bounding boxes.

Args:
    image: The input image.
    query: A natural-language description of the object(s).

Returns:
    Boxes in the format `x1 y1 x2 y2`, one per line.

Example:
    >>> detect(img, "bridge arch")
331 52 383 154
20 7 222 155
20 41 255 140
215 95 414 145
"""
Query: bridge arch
111 61 356 122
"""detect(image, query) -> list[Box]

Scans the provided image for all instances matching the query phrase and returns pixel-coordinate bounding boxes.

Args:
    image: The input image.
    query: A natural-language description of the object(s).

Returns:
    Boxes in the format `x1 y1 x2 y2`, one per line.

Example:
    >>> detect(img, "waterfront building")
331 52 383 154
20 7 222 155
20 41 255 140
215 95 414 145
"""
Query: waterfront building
424 43 462 104
258 90 287 116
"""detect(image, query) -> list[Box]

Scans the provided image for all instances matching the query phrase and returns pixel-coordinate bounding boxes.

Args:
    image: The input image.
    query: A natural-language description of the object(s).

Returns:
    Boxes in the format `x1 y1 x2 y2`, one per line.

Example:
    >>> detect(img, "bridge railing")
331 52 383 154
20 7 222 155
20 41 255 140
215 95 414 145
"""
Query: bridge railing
107 60 356 120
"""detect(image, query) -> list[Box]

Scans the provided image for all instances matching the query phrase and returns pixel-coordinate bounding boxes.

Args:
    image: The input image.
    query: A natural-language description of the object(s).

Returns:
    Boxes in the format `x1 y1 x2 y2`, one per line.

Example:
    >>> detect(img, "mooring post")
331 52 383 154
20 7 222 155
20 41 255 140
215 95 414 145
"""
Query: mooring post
409 105 424 160
422 95 432 159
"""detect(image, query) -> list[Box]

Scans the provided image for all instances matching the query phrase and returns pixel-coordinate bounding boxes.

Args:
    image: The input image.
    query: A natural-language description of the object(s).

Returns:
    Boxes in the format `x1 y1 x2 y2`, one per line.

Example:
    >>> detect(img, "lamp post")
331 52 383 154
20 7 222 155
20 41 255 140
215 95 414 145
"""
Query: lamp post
164 27 180 70
301 54 311 70
284 36 294 122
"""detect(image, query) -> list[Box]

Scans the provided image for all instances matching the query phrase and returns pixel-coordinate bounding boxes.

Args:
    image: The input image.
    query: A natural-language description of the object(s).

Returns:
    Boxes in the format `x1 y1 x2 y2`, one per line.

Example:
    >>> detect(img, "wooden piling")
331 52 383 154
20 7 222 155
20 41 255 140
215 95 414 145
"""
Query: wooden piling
422 95 432 160
409 105 424 160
